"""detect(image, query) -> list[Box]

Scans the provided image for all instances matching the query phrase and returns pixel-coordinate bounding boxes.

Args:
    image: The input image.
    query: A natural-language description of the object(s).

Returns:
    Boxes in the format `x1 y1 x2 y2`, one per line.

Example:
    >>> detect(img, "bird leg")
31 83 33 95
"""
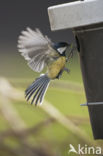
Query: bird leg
63 67 70 74
56 67 70 79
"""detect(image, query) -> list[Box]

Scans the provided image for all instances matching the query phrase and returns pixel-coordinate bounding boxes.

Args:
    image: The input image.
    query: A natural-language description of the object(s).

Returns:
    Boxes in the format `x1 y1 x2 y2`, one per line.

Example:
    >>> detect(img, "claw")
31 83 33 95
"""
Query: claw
64 67 70 73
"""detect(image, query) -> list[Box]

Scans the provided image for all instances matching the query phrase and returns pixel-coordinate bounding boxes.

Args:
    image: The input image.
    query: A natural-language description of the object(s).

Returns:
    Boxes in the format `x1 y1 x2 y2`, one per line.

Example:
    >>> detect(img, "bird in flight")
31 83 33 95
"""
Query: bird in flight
18 27 74 106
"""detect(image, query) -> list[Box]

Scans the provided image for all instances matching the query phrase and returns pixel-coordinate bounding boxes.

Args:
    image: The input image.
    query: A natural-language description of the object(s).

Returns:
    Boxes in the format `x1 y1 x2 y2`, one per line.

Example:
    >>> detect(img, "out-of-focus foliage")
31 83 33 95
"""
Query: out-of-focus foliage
0 53 103 156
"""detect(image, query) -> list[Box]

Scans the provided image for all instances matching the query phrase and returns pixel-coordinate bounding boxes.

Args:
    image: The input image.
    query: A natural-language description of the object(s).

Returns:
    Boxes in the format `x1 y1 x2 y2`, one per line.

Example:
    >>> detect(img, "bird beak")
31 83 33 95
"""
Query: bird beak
66 43 76 61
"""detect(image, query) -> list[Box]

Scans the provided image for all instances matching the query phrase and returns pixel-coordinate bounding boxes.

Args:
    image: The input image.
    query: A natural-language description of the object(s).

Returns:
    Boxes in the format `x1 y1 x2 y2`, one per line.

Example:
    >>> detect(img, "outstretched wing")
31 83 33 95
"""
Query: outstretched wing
17 27 59 72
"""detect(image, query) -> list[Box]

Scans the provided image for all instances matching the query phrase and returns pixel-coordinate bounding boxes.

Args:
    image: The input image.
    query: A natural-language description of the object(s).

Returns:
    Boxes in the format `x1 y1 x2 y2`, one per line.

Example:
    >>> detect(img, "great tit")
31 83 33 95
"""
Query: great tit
18 28 73 106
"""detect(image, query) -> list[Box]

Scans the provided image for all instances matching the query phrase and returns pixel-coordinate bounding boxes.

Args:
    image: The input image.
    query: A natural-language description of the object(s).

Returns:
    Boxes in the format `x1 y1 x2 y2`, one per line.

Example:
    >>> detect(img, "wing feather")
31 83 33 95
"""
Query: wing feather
18 27 58 72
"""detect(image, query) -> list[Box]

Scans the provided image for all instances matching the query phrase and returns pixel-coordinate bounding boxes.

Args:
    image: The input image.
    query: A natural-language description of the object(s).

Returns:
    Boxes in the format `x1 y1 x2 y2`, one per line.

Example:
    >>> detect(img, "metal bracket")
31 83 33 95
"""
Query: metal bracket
48 0 103 31
80 102 103 106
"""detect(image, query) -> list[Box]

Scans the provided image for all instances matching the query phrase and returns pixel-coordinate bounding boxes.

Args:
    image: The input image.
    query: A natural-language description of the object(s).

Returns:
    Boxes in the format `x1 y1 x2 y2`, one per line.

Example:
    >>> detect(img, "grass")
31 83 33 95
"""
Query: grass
46 87 88 117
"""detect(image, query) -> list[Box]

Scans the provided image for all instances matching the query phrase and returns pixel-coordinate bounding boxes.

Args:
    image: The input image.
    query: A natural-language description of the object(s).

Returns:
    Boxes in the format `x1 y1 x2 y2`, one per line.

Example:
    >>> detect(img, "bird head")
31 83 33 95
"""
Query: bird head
53 42 74 61
53 42 69 55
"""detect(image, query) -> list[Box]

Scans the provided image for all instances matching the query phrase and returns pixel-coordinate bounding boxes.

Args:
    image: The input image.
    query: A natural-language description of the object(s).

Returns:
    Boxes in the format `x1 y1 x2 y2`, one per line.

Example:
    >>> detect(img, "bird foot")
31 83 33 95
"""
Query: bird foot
64 67 70 73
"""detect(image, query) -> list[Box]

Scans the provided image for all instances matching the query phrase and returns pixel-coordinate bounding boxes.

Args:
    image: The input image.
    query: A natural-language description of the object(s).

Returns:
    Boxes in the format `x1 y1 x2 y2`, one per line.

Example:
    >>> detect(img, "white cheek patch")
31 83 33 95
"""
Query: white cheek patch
57 47 67 54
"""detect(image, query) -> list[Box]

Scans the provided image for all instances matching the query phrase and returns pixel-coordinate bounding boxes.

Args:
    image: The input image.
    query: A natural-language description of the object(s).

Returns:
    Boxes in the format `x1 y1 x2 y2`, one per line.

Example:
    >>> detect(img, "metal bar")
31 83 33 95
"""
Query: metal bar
81 102 103 106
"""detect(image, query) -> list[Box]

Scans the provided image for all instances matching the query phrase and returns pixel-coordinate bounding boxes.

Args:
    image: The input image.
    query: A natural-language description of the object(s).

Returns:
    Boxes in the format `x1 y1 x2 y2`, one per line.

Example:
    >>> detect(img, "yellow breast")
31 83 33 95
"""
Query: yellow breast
47 56 66 79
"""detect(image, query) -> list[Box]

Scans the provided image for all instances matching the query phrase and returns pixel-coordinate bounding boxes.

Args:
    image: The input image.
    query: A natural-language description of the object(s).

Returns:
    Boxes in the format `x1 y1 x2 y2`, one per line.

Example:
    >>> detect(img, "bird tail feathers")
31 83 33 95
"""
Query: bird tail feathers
25 74 50 105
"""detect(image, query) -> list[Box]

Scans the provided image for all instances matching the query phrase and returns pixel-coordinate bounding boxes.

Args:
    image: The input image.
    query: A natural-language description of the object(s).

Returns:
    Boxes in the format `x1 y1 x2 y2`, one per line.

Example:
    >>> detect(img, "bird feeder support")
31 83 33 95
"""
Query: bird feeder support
48 0 103 139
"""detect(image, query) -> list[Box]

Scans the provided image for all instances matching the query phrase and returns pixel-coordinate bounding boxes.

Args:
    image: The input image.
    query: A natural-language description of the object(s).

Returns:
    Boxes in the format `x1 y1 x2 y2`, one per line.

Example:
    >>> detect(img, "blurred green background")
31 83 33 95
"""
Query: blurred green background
0 0 103 156
0 52 103 156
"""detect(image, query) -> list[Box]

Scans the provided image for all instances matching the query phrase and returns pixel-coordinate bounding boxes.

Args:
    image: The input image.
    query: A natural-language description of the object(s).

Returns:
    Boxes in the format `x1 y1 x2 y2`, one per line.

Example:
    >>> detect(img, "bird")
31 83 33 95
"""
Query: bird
17 27 74 106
